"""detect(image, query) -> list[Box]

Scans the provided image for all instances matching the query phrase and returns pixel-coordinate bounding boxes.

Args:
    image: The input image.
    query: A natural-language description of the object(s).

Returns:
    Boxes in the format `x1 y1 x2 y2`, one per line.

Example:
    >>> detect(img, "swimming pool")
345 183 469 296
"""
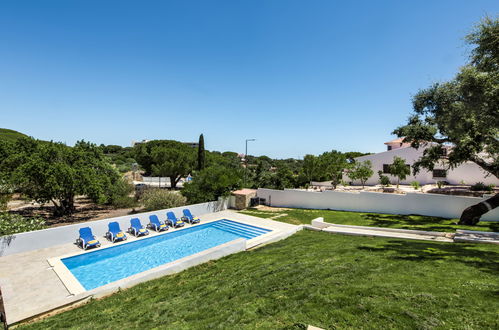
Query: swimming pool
62 219 271 290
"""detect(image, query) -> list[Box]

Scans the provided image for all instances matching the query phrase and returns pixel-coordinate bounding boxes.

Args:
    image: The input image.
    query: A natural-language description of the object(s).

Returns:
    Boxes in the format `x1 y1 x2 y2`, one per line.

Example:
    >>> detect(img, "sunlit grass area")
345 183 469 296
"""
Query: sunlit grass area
239 207 499 232
20 231 499 329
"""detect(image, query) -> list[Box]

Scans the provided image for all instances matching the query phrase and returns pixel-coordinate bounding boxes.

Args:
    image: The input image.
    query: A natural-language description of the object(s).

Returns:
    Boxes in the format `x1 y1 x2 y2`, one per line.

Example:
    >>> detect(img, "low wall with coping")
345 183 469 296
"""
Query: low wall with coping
257 188 499 221
0 199 227 257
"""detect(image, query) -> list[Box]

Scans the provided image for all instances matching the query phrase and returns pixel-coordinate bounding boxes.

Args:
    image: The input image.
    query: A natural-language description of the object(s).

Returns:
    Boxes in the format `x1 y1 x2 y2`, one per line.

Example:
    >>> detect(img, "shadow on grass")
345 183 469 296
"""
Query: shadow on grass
358 240 499 275
361 213 499 232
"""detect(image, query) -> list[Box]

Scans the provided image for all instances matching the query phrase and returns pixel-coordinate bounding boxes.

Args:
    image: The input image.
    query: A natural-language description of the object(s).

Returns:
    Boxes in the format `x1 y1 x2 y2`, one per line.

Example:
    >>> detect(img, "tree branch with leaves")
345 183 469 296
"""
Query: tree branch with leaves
393 16 499 224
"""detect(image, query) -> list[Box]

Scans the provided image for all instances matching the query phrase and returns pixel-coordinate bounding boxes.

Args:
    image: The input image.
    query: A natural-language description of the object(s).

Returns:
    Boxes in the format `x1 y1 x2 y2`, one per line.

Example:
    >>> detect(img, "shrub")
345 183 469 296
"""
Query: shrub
0 193 11 211
410 181 420 190
436 181 445 189
111 195 138 209
141 189 187 211
0 184 13 211
106 178 137 209
0 213 46 236
470 182 493 192
117 164 132 173
378 171 391 187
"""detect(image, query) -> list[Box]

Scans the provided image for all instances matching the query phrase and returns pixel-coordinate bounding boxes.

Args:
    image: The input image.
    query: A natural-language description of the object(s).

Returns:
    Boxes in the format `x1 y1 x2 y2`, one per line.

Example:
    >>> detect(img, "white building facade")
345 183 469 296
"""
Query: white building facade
346 139 498 186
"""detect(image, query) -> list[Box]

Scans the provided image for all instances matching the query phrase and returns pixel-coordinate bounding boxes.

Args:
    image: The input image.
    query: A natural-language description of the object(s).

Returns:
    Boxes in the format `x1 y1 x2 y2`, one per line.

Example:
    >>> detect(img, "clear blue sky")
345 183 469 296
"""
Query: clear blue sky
1 1 498 158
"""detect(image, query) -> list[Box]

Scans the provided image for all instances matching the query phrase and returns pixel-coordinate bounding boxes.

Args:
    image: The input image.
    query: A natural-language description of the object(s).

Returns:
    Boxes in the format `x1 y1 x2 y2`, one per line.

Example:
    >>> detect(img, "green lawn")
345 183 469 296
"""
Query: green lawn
20 231 499 329
239 207 499 232
0 128 28 142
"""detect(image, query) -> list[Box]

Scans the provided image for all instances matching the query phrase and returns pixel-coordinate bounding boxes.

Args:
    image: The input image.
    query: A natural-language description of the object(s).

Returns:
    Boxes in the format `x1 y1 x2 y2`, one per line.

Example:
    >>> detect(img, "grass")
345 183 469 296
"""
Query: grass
0 128 27 142
20 231 499 329
239 207 499 232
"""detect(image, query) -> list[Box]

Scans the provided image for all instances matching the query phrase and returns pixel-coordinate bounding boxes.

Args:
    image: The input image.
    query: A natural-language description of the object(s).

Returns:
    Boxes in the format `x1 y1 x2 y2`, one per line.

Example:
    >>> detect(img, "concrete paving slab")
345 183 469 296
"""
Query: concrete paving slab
322 226 453 242
311 218 454 242
454 230 499 244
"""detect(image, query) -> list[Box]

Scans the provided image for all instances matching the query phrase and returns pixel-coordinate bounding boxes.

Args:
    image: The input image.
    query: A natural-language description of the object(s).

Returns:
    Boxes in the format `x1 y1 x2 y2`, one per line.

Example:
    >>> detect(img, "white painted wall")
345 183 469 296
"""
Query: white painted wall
140 177 186 188
346 147 498 186
257 188 499 221
0 199 228 257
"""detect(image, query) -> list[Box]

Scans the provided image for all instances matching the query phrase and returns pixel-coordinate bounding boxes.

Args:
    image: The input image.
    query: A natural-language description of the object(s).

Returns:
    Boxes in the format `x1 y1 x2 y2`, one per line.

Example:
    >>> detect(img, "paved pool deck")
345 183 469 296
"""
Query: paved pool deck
0 210 300 326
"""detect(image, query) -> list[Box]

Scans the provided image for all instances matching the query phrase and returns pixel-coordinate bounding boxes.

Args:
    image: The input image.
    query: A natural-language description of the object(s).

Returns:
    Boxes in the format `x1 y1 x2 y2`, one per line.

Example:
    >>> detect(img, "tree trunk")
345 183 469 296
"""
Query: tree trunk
459 193 499 225
170 176 177 189
51 199 61 215
52 195 76 216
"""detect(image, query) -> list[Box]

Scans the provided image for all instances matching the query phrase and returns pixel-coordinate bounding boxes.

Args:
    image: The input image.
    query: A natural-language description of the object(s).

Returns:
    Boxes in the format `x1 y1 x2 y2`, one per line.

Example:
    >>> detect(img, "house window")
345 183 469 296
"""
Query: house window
387 146 392 151
441 148 447 158
433 169 447 178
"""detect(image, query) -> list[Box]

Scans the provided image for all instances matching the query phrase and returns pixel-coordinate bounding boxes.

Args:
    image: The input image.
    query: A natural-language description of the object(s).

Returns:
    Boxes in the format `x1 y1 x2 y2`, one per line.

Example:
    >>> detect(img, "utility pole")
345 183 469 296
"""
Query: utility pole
244 138 256 187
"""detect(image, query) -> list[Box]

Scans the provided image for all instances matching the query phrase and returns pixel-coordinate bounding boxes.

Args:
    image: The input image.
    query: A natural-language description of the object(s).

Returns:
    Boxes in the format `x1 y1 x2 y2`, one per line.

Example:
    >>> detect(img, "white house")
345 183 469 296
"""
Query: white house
346 138 498 186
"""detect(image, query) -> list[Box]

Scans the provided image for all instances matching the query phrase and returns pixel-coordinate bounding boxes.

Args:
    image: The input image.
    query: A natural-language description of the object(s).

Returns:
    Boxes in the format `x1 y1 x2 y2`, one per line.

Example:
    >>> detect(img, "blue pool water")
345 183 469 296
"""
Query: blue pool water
62 219 271 290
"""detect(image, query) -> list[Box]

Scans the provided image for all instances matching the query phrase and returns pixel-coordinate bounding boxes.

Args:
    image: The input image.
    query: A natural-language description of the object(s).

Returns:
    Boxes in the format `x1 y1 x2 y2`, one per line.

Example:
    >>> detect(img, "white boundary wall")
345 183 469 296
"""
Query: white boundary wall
257 188 499 221
0 199 227 257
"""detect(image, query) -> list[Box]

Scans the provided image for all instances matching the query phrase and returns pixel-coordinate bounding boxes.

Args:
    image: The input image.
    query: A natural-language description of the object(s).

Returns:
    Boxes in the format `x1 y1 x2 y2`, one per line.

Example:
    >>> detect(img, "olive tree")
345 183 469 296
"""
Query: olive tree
393 17 499 224
3 138 122 216
347 160 373 188
320 151 349 189
389 156 410 189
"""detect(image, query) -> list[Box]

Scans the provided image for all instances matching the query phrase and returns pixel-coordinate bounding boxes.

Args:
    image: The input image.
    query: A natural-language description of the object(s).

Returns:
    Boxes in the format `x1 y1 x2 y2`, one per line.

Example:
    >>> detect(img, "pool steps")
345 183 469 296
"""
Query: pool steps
212 220 271 239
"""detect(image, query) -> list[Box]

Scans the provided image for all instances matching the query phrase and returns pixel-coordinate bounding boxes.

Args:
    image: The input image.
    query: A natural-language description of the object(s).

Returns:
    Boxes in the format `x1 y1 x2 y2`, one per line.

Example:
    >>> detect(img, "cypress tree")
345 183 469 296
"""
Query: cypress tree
197 134 205 171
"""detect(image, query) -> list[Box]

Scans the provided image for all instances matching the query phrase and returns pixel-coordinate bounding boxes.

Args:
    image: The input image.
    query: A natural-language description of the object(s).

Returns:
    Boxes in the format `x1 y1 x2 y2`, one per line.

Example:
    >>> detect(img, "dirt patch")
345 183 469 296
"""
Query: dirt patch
8 197 144 228
252 205 291 212
269 213 288 219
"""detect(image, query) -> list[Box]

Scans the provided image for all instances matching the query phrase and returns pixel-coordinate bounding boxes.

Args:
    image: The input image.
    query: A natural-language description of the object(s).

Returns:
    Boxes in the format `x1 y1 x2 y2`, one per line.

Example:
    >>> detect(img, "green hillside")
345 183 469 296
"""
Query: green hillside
0 128 28 142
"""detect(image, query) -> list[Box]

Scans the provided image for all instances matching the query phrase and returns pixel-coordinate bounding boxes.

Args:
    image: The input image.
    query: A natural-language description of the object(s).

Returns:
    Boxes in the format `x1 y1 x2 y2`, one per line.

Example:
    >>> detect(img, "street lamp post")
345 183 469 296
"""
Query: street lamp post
244 138 256 187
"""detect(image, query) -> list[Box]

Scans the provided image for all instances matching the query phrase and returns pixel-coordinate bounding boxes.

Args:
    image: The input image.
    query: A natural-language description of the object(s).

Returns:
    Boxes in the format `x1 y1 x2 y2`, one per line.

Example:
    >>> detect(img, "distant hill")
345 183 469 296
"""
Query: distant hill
0 128 28 142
